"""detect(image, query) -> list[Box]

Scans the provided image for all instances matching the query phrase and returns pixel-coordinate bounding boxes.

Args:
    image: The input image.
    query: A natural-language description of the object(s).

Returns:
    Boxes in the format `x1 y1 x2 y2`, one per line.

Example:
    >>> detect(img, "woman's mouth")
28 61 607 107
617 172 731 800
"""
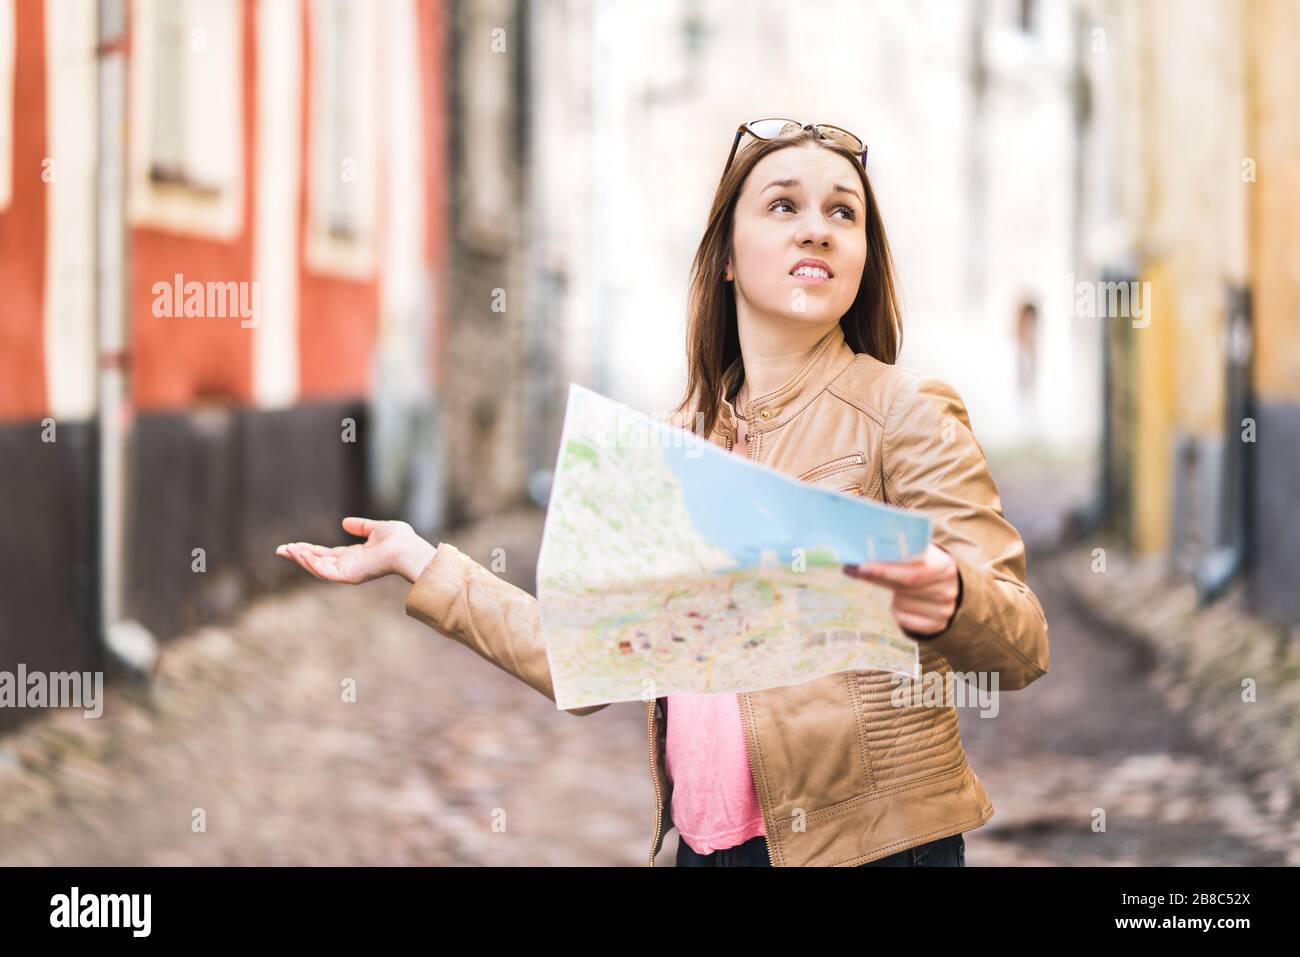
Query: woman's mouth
790 265 832 283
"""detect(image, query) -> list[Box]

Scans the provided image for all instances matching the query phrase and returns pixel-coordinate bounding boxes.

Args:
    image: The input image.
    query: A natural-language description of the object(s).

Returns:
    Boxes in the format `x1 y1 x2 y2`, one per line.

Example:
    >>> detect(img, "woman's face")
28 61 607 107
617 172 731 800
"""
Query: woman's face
725 144 868 330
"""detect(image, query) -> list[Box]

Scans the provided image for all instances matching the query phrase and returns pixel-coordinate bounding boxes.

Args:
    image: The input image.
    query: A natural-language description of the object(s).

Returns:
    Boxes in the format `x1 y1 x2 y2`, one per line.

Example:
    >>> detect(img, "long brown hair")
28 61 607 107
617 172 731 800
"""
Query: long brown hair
674 127 903 438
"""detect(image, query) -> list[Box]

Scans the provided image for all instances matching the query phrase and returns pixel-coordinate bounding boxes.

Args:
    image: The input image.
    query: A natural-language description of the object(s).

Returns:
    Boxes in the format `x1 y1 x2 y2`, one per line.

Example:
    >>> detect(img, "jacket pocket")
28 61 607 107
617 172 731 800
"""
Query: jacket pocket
848 666 967 793
797 450 866 484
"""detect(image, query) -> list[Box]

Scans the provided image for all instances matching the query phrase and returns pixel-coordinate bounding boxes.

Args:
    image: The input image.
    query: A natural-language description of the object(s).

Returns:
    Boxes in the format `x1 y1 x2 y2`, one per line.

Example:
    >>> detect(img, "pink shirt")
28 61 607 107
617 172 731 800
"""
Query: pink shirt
665 691 766 854
662 409 767 855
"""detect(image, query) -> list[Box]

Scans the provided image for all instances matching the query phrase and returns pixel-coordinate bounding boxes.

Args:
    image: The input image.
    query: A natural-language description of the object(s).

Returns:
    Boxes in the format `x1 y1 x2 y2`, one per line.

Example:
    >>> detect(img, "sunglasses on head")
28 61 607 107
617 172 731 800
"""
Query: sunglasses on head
723 118 868 177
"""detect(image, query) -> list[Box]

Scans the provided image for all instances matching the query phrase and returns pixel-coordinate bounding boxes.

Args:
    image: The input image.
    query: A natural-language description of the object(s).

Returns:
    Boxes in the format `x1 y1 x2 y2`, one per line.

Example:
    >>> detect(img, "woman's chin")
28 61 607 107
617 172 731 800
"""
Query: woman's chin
777 309 842 327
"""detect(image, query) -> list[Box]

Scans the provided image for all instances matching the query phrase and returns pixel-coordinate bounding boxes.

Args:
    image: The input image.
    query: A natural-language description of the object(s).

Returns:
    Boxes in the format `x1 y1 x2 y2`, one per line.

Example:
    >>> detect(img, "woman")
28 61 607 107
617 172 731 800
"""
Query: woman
277 120 1050 868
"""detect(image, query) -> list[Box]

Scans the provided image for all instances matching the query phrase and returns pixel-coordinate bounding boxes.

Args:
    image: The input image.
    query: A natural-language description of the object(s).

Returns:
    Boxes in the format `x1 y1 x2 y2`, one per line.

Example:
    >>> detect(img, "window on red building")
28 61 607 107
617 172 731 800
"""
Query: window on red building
305 0 378 277
128 0 243 237
0 0 13 212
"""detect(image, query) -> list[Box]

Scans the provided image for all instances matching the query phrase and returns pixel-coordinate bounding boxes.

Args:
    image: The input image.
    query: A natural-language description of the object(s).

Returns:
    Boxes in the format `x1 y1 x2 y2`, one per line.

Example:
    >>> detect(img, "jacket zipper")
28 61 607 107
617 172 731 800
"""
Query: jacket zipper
648 698 664 866
648 420 772 866
726 419 756 461
797 451 866 483
738 693 776 865
737 422 776 864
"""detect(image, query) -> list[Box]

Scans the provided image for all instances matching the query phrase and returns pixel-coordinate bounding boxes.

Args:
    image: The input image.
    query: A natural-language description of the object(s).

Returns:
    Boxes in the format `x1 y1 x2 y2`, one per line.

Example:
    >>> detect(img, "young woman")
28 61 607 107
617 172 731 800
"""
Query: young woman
277 119 1050 868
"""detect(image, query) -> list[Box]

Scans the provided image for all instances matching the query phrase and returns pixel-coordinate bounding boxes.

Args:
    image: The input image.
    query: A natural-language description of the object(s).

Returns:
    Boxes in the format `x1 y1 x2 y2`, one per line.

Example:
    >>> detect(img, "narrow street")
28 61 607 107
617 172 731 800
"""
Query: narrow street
1 511 656 866
964 455 1294 865
2 0 1298 886
961 556 1292 865
2 491 1293 866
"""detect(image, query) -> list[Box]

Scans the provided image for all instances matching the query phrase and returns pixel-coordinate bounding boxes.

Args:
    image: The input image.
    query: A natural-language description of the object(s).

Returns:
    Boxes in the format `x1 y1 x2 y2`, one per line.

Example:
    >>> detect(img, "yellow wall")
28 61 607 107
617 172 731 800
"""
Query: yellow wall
1131 261 1176 555
1247 0 1300 402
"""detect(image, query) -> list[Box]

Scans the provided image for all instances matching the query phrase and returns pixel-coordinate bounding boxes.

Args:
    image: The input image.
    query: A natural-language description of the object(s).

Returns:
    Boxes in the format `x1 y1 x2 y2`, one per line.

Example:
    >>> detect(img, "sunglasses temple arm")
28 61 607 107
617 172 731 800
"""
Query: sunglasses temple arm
723 130 743 176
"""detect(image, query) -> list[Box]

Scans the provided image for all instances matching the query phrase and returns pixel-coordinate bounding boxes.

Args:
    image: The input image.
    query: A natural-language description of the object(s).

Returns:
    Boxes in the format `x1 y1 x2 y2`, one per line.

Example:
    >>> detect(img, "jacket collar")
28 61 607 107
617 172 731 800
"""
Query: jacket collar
715 321 857 440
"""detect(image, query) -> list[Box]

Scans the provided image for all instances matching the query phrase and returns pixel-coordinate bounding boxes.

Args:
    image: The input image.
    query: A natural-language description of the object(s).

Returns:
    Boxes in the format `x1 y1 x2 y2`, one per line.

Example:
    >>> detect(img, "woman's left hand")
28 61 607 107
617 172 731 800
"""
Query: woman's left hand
276 517 436 585
843 544 961 639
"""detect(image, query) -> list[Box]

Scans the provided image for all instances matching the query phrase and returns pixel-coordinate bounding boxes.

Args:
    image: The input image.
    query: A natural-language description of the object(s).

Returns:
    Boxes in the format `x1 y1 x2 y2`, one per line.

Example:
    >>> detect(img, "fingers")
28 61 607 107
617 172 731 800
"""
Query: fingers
275 543 342 582
883 577 958 611
844 560 933 589
276 542 336 559
304 552 343 581
839 546 957 638
845 545 950 588
275 543 320 579
891 587 956 637
895 609 943 637
892 594 952 619
296 548 344 582
342 516 377 539
298 543 346 558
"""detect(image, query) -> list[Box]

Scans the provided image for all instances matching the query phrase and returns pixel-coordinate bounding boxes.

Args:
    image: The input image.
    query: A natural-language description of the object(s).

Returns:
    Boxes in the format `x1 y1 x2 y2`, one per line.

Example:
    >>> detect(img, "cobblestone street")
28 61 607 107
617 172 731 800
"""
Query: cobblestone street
1 510 655 866
3 497 1296 866
2 0 1300 890
960 554 1297 866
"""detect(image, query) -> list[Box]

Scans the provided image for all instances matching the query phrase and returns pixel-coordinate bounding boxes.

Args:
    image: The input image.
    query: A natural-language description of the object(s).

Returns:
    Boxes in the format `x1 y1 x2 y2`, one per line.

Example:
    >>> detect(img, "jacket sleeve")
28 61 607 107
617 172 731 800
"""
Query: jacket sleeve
881 373 1049 690
403 542 610 716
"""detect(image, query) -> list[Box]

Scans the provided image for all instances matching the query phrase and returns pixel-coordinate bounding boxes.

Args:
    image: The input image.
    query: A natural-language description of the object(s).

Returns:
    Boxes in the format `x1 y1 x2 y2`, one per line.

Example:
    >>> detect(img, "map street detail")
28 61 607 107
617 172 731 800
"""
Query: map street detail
537 384 931 711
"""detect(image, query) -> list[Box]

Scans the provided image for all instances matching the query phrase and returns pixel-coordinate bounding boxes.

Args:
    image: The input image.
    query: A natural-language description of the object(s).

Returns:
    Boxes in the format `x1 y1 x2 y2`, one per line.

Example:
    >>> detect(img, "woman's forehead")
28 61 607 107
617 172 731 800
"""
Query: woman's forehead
743 146 860 197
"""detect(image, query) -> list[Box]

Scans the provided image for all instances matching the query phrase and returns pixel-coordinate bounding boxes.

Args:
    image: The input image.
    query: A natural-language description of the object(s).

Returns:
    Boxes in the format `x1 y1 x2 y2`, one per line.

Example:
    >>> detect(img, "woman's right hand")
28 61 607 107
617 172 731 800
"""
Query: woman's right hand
276 517 437 585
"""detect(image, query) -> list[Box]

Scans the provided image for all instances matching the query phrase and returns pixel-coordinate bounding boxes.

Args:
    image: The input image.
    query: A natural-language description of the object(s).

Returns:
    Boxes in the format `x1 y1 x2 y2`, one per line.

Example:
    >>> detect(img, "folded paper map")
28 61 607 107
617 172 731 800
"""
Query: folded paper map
537 384 930 711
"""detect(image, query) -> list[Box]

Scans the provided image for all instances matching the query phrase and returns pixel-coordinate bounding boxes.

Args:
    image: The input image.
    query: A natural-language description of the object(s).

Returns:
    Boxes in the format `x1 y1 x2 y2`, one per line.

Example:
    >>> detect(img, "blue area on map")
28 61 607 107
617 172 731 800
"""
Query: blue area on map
659 433 930 567
563 383 931 568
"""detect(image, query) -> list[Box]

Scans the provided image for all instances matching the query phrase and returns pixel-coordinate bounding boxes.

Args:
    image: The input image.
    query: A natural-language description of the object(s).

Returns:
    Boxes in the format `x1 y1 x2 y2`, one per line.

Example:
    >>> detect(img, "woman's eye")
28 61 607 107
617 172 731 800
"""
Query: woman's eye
769 198 856 221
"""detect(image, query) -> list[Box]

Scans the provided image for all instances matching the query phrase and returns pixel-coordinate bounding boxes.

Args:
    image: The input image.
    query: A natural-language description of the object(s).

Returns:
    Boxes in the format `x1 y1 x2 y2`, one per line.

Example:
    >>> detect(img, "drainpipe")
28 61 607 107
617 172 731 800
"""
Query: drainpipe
96 0 158 677
1061 7 1110 544
1065 267 1131 541
1195 286 1253 605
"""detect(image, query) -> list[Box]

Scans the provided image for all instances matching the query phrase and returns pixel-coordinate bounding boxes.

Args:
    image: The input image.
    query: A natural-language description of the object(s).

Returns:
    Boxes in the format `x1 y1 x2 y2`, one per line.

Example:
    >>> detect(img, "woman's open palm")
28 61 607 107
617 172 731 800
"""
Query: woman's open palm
276 517 417 585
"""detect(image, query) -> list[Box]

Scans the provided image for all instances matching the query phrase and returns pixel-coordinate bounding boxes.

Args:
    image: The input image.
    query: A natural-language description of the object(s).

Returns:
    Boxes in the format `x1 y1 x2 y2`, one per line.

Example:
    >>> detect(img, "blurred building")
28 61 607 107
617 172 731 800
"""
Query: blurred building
528 0 1098 453
1079 0 1300 622
441 0 558 524
4 0 1296 737
0 0 450 720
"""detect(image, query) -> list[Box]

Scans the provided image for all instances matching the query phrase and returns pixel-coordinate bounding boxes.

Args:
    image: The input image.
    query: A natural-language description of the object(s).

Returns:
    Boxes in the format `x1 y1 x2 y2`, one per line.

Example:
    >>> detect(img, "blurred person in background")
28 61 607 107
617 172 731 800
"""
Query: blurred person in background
277 120 1049 867
1015 300 1040 400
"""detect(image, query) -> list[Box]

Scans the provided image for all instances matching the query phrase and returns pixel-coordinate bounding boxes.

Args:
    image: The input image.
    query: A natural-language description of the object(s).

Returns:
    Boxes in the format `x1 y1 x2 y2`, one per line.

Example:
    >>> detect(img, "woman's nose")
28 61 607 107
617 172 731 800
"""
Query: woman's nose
794 218 832 247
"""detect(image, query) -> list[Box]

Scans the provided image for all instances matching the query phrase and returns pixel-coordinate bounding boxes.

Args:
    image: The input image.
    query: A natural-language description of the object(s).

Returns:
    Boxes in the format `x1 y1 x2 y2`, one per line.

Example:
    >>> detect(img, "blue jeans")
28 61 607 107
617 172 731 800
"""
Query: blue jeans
675 831 965 867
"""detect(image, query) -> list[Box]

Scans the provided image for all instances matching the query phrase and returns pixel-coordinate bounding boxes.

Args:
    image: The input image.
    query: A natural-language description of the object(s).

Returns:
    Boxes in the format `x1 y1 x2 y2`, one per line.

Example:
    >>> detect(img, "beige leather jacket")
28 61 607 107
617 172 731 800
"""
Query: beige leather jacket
404 320 1050 866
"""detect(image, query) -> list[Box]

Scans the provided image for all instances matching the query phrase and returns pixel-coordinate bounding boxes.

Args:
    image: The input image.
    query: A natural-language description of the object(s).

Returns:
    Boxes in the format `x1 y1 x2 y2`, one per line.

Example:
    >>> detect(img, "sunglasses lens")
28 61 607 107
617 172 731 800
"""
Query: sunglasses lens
747 118 801 139
816 126 865 154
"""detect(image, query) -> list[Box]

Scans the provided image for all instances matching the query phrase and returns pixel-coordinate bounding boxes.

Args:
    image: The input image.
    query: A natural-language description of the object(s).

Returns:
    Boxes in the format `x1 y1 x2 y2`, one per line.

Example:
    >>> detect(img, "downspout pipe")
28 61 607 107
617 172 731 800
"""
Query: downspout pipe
1195 287 1253 607
96 0 158 678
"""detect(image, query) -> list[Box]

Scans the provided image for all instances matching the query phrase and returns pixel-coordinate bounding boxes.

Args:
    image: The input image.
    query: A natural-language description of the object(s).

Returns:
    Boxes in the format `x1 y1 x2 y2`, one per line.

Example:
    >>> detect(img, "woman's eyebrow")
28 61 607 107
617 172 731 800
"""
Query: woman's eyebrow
761 178 862 205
